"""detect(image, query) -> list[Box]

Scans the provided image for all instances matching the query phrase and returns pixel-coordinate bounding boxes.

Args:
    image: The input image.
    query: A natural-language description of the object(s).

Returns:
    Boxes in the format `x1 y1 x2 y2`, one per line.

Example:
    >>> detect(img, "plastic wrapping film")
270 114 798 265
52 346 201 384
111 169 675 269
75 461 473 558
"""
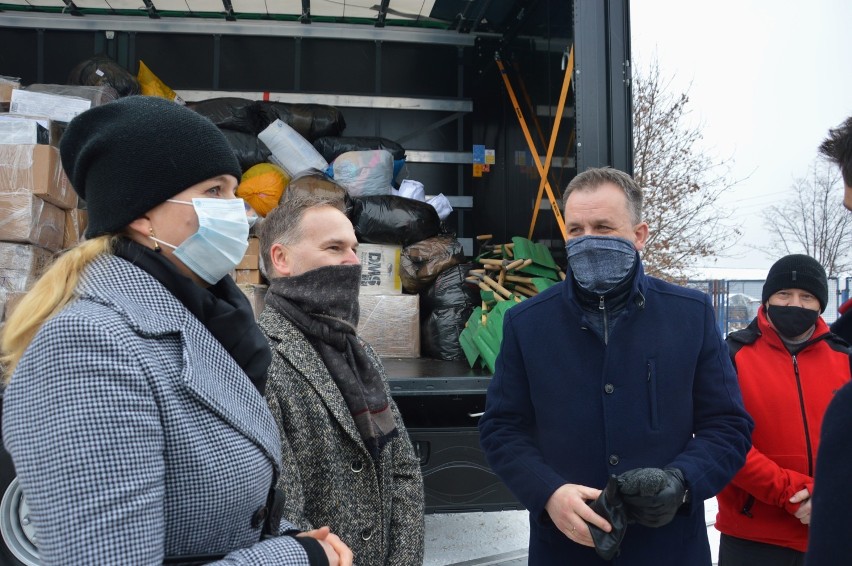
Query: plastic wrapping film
258 119 328 177
0 76 21 111
0 117 49 145
0 242 54 295
331 150 394 198
0 144 77 210
236 283 268 319
63 208 88 249
0 192 65 251
400 235 466 294
357 293 420 358
25 84 119 108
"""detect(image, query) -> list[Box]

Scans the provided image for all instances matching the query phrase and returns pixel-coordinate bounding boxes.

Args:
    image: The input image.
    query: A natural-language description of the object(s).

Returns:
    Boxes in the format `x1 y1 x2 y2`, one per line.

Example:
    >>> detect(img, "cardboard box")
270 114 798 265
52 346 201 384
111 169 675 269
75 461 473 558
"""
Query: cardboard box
237 254 259 270
358 243 402 295
246 237 260 255
0 77 20 112
0 193 65 251
0 145 77 209
0 242 54 294
63 208 88 248
0 117 49 145
358 293 420 358
9 89 91 124
235 269 263 284
237 283 268 320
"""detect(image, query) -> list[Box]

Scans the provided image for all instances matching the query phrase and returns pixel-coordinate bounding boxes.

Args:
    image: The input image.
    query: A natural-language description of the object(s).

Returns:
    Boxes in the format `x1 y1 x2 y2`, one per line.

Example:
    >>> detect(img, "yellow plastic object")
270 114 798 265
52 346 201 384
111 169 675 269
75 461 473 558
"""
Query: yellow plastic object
237 163 290 217
136 60 181 102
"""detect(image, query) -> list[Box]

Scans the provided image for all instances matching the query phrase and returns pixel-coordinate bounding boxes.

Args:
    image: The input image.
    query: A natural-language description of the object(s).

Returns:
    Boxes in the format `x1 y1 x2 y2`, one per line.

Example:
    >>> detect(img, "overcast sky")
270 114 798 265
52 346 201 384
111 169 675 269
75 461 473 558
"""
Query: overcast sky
630 0 852 277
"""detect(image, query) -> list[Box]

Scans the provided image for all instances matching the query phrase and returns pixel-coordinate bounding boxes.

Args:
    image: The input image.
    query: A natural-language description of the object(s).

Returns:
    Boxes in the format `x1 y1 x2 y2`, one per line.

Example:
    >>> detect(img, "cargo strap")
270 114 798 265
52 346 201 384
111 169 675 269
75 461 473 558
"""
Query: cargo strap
495 45 574 240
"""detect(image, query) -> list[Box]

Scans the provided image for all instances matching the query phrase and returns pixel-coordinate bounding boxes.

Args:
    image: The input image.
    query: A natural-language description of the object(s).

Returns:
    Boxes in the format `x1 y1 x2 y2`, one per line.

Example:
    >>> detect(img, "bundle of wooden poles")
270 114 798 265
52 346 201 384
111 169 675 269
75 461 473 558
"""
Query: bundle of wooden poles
465 234 566 316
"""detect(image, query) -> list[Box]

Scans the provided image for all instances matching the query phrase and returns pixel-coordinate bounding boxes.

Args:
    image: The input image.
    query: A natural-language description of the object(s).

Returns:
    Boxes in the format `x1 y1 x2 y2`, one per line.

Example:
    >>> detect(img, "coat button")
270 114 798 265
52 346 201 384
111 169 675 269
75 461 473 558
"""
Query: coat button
608 454 619 466
604 383 614 394
351 460 364 473
251 505 268 529
361 528 373 541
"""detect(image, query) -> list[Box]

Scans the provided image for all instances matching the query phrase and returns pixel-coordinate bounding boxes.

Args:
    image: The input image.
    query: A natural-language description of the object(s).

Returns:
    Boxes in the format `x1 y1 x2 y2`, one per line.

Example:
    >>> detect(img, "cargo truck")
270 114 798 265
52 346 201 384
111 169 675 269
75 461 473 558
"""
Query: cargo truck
0 1 632 563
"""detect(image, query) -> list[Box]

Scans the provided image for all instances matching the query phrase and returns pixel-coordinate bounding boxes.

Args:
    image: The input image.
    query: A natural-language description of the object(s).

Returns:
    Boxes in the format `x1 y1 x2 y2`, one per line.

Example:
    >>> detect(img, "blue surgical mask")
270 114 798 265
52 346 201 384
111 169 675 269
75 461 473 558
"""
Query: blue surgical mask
566 235 637 295
151 198 250 284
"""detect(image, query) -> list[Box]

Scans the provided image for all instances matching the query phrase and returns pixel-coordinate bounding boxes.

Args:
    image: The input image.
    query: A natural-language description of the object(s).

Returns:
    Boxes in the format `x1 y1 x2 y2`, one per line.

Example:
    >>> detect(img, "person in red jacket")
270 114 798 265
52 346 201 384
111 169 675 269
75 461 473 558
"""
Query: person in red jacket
716 254 852 566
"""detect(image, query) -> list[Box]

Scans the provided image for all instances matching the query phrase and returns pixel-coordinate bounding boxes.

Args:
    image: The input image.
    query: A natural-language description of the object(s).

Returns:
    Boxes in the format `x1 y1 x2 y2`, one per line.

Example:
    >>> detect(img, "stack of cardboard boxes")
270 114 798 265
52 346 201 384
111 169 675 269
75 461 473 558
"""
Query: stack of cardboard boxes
0 86 93 322
357 243 420 358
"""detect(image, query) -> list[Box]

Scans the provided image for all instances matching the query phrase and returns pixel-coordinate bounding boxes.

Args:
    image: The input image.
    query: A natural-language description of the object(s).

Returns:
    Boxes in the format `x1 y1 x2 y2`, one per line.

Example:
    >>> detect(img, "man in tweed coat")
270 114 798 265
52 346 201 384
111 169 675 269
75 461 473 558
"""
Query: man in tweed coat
257 185 425 566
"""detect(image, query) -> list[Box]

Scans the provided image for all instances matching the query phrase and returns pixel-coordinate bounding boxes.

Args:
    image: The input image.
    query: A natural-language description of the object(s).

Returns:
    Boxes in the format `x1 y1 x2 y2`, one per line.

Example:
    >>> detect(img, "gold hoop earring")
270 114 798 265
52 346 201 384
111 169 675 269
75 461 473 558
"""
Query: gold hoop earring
149 227 161 253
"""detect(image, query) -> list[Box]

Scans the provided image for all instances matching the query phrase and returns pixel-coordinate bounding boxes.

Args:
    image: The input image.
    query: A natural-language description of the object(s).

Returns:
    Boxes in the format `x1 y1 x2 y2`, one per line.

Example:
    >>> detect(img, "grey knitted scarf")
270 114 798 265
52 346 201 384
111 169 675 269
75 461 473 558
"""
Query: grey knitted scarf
265 264 398 460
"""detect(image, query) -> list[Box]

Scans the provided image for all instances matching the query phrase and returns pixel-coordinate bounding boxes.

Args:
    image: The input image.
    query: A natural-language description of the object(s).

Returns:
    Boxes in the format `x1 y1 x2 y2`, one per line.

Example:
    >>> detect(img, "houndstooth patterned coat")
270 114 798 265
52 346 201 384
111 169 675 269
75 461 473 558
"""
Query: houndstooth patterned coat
259 307 425 566
2 255 313 565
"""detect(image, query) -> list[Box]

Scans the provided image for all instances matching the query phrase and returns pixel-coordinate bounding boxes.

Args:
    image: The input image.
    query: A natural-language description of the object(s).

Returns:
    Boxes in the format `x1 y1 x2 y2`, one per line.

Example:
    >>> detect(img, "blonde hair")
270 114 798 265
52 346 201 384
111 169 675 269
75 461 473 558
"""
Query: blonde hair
1 235 117 382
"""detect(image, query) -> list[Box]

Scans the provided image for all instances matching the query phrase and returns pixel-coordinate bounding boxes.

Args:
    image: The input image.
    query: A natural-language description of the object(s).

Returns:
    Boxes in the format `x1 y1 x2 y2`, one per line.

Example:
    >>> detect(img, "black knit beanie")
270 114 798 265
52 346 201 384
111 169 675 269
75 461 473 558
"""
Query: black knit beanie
762 254 828 312
60 95 242 238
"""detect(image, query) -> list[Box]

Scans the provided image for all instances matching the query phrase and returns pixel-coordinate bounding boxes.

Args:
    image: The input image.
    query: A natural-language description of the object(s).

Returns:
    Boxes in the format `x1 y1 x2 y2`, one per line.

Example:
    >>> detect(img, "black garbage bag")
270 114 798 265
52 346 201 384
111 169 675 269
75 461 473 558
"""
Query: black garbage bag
257 101 346 142
420 264 479 361
221 129 272 172
186 97 266 134
350 195 441 247
313 136 406 162
400 235 466 294
66 55 140 98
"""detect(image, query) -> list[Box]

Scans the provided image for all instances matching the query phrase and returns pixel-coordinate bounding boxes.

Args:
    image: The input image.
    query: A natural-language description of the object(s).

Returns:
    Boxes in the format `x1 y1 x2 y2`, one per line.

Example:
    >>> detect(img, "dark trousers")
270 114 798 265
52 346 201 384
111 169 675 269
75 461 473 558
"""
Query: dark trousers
718 534 805 566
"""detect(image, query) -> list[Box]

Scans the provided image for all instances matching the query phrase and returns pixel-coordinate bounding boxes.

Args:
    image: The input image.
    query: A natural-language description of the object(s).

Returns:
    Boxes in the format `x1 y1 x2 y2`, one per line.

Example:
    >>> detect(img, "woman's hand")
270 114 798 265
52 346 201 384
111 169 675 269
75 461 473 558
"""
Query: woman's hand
298 526 353 566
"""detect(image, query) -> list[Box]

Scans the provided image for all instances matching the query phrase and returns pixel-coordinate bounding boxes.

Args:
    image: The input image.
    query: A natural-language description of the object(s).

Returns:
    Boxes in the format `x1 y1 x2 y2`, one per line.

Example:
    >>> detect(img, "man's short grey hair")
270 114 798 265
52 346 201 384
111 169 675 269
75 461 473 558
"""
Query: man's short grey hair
258 187 348 278
562 167 643 225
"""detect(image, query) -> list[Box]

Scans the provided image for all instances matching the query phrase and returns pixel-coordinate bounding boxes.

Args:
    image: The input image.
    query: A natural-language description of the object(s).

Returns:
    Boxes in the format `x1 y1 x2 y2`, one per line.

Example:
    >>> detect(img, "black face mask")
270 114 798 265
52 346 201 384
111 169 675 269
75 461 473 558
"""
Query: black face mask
767 305 819 339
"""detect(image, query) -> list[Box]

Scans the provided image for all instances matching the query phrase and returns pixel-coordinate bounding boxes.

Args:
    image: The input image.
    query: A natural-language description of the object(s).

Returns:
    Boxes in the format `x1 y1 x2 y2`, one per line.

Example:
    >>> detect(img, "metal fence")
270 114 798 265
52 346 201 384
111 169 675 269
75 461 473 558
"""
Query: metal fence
686 279 843 337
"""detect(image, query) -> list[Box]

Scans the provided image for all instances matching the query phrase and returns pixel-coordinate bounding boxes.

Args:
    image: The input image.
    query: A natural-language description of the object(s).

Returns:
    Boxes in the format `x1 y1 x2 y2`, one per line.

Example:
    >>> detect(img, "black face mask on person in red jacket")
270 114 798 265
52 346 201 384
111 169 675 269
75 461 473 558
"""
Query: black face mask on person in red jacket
767 305 819 338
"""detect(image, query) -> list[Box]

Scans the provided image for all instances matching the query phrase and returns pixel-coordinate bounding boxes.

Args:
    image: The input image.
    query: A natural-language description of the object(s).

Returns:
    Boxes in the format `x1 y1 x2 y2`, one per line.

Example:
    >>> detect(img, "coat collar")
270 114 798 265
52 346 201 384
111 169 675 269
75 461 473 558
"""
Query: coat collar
78 254 282 470
562 257 648 315
259 307 369 452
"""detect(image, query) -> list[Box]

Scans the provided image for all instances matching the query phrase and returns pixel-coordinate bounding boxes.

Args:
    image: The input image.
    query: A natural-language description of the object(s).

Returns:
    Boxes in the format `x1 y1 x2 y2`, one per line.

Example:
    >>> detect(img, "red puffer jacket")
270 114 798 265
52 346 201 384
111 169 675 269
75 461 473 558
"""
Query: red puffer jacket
716 306 852 552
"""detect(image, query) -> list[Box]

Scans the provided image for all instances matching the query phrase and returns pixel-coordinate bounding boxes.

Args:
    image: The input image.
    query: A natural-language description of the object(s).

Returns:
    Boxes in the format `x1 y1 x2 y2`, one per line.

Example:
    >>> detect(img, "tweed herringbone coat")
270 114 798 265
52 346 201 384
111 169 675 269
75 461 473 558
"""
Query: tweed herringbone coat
260 307 425 566
2 255 313 565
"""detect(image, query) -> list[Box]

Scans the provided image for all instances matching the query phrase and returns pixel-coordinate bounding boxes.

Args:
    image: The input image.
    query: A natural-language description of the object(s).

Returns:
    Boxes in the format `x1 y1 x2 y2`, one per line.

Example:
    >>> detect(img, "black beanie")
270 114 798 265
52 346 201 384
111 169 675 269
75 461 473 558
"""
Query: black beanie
762 254 828 313
60 95 242 238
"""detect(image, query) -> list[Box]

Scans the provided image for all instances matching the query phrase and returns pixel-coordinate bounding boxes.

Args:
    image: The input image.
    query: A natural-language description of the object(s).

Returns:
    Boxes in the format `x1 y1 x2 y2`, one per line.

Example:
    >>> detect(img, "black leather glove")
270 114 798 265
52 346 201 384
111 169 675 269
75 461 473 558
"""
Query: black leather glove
617 467 689 528
586 475 628 561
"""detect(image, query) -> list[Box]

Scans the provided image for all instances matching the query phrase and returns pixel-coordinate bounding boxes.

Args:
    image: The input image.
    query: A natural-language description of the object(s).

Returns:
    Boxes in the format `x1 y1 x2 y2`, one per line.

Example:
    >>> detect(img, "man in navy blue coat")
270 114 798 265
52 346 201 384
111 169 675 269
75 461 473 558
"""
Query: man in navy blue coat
479 167 753 565
806 116 852 566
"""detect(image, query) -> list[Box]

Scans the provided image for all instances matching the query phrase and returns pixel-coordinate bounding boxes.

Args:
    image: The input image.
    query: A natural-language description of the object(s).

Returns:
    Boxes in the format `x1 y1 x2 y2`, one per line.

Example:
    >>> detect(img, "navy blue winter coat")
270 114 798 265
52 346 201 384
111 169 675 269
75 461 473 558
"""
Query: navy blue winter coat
479 262 753 565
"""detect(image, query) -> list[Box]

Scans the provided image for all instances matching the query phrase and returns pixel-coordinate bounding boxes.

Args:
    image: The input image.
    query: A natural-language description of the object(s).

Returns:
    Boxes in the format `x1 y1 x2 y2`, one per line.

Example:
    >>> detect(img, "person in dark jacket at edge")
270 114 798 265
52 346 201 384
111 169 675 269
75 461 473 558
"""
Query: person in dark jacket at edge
716 254 852 566
478 166 754 566
805 116 852 566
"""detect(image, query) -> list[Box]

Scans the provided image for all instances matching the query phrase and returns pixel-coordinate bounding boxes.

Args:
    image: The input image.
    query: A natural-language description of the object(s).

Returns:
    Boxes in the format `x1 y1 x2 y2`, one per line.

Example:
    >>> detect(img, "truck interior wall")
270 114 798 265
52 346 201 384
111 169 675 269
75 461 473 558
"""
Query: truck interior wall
470 37 575 251
0 17 596 253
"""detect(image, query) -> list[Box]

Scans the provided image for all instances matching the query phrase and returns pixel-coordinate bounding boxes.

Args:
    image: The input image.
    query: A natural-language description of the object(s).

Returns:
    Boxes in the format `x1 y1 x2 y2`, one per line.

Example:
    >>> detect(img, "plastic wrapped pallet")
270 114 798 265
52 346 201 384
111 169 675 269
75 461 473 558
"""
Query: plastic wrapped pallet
0 242 54 295
358 294 420 358
0 193 65 251
0 117 49 145
0 145 77 209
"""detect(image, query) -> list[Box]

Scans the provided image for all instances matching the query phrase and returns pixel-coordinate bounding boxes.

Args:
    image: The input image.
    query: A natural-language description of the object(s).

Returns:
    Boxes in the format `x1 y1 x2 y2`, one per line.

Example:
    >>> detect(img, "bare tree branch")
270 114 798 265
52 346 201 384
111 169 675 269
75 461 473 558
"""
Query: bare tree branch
632 59 742 281
761 161 852 276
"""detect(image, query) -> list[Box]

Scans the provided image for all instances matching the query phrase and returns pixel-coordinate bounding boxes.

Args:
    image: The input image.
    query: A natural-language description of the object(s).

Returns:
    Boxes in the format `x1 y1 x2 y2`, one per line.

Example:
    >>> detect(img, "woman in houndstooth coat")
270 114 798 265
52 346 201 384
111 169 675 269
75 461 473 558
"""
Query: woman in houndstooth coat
0 96 350 565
